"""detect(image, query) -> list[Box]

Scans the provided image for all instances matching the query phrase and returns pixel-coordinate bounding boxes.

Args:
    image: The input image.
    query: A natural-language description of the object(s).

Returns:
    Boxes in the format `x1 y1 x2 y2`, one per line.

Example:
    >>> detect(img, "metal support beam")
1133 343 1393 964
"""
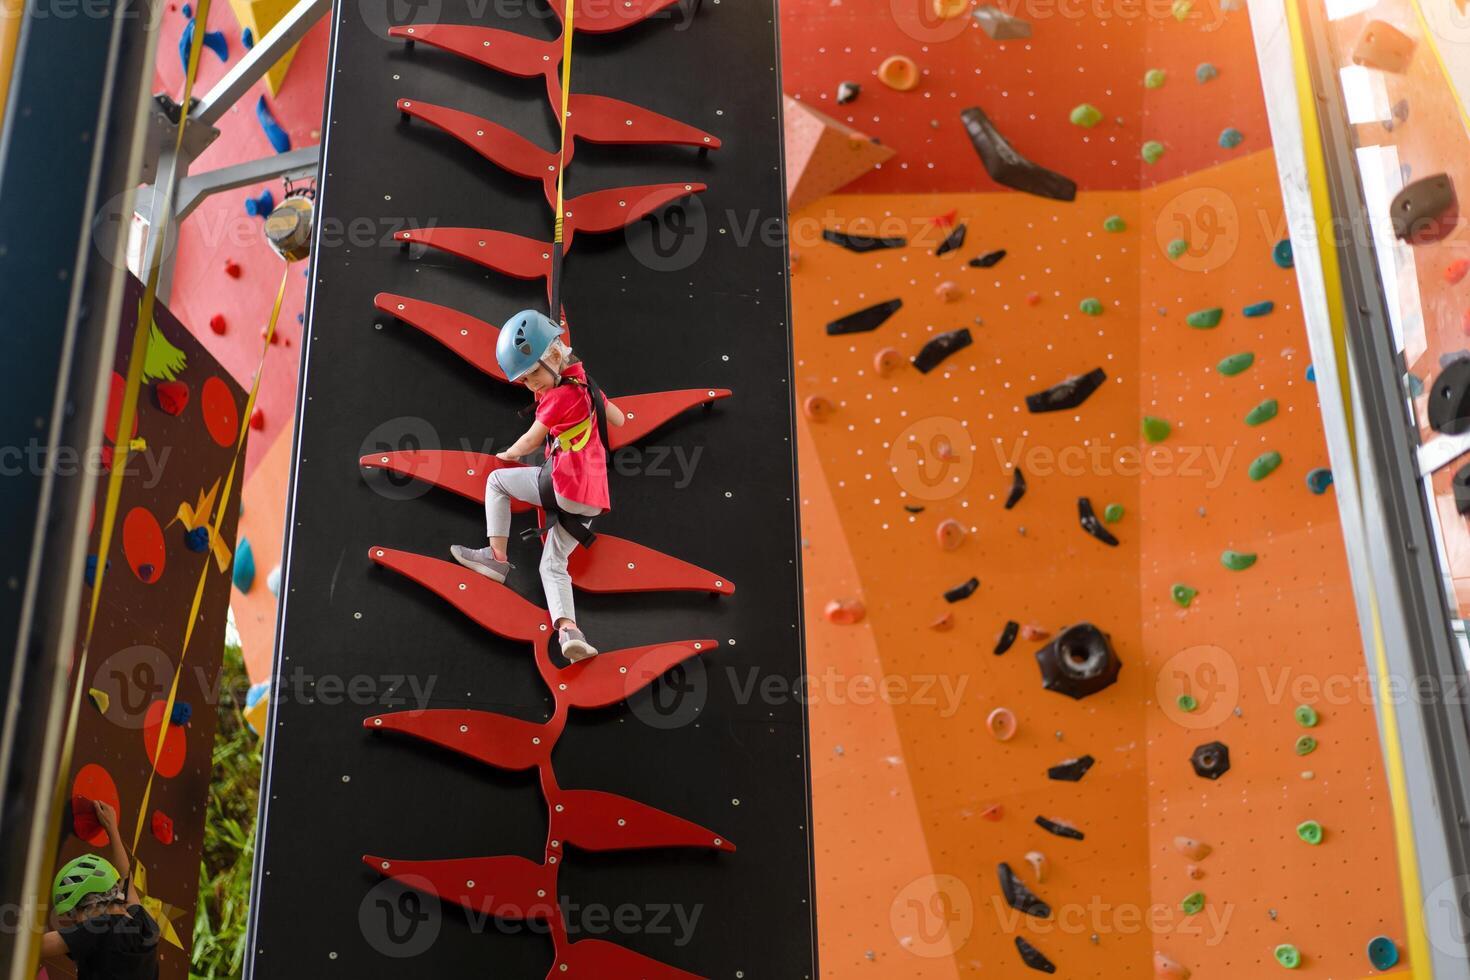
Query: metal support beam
194 0 332 127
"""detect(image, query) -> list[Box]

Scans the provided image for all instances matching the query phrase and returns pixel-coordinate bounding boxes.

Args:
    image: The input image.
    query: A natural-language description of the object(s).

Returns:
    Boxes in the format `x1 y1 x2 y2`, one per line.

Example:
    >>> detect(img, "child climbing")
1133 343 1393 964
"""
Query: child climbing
452 310 624 663
40 799 161 979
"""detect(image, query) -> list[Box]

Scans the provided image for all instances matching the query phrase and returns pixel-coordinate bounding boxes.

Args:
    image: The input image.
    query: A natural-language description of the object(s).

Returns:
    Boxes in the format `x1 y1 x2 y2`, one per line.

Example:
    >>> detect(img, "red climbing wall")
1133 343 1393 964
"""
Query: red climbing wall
52 274 246 976
783 0 1409 976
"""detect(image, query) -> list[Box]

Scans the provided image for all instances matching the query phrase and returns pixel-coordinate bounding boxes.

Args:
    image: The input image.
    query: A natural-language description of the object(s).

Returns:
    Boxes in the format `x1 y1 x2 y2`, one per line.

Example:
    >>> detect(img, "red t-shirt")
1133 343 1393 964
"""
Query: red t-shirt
534 362 610 511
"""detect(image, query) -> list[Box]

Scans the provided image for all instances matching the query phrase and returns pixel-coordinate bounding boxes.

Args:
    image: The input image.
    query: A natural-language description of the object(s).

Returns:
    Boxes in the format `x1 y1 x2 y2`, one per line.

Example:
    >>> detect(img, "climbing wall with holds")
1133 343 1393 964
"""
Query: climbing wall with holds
56 273 246 976
782 0 1409 976
249 1 815 977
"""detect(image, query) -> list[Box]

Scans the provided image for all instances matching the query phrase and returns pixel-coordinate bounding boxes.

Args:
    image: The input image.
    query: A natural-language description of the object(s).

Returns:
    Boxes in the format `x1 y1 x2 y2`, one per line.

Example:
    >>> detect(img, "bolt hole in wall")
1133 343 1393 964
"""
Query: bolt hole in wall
780 0 1411 976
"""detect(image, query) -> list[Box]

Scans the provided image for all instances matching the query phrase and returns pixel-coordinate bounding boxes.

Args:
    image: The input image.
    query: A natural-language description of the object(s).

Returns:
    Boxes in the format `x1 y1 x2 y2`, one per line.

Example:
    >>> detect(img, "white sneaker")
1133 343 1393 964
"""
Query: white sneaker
560 626 598 663
450 545 511 583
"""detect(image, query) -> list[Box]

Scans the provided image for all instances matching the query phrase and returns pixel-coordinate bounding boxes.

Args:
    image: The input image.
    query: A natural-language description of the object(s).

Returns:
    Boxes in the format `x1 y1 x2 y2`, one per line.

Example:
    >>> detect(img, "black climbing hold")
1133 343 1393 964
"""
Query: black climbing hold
1078 497 1119 547
827 299 903 336
1036 623 1121 700
960 106 1078 202
1025 368 1107 413
1428 359 1470 434
969 249 1007 268
1390 174 1457 245
1190 740 1231 779
944 576 980 603
1048 755 1095 782
1005 468 1027 509
913 328 973 373
822 229 906 253
903 504 926 514
1455 464 1470 516
995 620 1020 655
837 81 860 104
999 862 1051 918
1034 815 1085 840
1014 937 1057 974
936 223 967 256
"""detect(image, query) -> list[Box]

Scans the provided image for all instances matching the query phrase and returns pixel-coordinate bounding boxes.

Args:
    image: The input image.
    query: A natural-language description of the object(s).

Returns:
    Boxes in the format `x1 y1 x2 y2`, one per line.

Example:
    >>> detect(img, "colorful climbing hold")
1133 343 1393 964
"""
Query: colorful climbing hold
88 688 110 714
803 395 835 421
878 55 920 91
1167 239 1188 259
1294 735 1317 756
1274 944 1301 969
1142 416 1172 443
223 258 241 278
151 809 175 846
932 0 969 16
1177 693 1199 711
1070 103 1103 128
1155 951 1192 980
1171 584 1198 608
994 620 1020 655
267 565 282 596
1218 352 1255 376
987 707 1019 742
1024 850 1047 882
208 312 228 335
184 526 210 553
1448 258 1470 284
1305 364 1316 382
1175 836 1212 860
1005 468 1027 509
1218 127 1243 149
1104 215 1126 233
972 4 1032 39
1144 68 1166 89
1245 399 1279 426
233 537 256 592
1103 503 1124 523
961 106 1077 201
1078 498 1119 546
1186 307 1223 329
944 577 980 602
1180 892 1204 915
1048 755 1094 781
874 347 904 376
913 328 973 373
1079 297 1104 316
1242 300 1274 317
1273 238 1294 268
170 701 192 726
936 518 966 551
1367 936 1399 970
1305 468 1333 494
824 598 866 625
122 507 165 584
1248 451 1282 481
1172 0 1192 20
245 189 275 217
836 81 859 104
1296 820 1323 845
1294 704 1319 727
1142 140 1165 164
936 281 962 302
1221 550 1257 571
1196 62 1218 83
970 249 1007 268
828 299 902 335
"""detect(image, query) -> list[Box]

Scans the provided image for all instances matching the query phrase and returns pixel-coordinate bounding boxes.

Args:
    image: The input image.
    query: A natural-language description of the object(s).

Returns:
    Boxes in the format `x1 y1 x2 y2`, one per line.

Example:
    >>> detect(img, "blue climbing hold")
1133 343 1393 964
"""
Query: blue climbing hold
1405 372 1424 397
170 701 193 726
1273 238 1294 269
1306 468 1333 494
234 537 256 592
245 189 275 218
1367 936 1399 970
181 2 191 13
178 19 229 72
1243 301 1274 317
1219 127 1243 149
256 95 291 153
185 525 210 553
84 555 109 588
1196 62 1218 83
1306 364 1316 382
242 26 254 49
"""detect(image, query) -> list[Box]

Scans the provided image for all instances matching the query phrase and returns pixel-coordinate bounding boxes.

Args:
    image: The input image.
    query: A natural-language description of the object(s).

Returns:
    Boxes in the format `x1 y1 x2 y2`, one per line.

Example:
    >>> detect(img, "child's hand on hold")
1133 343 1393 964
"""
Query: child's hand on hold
93 800 118 831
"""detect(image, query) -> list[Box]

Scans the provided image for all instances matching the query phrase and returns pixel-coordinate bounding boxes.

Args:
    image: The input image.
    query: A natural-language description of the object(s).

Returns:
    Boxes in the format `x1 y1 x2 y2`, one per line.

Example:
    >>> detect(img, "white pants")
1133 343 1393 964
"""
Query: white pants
485 466 601 626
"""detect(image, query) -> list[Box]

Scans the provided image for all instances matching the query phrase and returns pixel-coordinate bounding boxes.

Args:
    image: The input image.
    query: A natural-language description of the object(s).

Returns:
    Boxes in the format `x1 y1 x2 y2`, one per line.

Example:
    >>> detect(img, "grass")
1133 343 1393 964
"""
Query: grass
190 641 259 980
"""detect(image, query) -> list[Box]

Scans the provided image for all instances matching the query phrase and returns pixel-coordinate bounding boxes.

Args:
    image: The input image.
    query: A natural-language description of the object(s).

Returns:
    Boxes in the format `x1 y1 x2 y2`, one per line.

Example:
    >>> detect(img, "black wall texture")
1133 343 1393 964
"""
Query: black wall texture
247 0 816 976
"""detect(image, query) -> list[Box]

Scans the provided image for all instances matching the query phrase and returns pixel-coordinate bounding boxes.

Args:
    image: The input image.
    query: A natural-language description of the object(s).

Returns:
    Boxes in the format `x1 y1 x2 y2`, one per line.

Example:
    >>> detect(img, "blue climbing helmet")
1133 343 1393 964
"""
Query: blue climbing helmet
497 310 561 382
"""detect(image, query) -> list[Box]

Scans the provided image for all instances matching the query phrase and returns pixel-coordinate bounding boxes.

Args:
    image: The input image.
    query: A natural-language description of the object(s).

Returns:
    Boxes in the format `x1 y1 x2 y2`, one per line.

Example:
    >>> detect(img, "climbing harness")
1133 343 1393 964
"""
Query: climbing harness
526 369 610 550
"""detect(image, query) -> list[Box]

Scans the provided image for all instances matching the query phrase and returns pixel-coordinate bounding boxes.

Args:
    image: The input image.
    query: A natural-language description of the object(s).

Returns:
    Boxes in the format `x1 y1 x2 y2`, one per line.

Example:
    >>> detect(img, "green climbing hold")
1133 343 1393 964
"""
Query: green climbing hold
1273 238 1294 268
1144 68 1167 89
1196 62 1218 83
1103 503 1124 523
1295 735 1317 756
1167 238 1188 259
1245 399 1279 426
1248 451 1282 481
1172 0 1192 19
1080 297 1104 316
1243 300 1274 317
1070 103 1103 128
1218 352 1255 376
1221 550 1257 571
1294 704 1319 727
1142 416 1172 443
1180 891 1205 915
1186 307 1223 329
1177 693 1199 711
1103 215 1126 233
1367 937 1399 970
1171 584 1198 608
1275 943 1301 969
1219 127 1243 149
1296 820 1323 845
1142 140 1165 164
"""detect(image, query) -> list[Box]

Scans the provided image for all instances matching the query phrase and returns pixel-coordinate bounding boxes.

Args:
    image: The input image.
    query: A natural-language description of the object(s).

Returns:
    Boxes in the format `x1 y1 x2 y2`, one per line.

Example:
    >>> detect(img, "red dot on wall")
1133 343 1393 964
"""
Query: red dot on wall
104 372 139 444
122 507 165 583
71 763 121 847
142 701 186 778
200 376 238 448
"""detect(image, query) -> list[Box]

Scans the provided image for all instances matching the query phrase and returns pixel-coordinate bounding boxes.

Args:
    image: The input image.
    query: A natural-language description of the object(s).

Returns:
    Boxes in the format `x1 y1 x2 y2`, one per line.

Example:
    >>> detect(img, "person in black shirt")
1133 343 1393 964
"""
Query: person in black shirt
40 799 160 979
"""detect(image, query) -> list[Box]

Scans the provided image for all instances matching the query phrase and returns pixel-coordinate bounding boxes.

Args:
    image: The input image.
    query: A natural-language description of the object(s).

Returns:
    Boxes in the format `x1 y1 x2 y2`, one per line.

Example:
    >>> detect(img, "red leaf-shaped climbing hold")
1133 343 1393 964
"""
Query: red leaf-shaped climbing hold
374 293 506 380
359 451 533 509
568 535 733 595
364 709 552 772
397 227 554 283
396 99 559 197
387 24 558 80
369 546 550 641
568 94 720 151
549 939 703 979
550 789 734 853
555 639 716 709
612 389 731 448
548 0 685 33
364 854 557 921
565 183 705 241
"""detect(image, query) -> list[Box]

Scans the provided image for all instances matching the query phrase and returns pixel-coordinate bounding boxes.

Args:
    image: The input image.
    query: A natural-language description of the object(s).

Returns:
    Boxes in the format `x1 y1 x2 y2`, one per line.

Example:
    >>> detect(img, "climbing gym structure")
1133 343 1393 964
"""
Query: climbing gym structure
5 0 1470 977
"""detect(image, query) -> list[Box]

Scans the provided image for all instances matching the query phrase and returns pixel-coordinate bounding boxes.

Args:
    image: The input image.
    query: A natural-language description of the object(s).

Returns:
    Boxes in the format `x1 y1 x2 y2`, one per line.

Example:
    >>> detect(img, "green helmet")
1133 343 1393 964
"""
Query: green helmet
52 854 120 916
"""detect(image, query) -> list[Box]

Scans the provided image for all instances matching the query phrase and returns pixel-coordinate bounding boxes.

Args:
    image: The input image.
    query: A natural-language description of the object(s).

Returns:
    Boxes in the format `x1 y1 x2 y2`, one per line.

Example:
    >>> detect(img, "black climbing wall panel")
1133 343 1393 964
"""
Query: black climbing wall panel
247 1 815 977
